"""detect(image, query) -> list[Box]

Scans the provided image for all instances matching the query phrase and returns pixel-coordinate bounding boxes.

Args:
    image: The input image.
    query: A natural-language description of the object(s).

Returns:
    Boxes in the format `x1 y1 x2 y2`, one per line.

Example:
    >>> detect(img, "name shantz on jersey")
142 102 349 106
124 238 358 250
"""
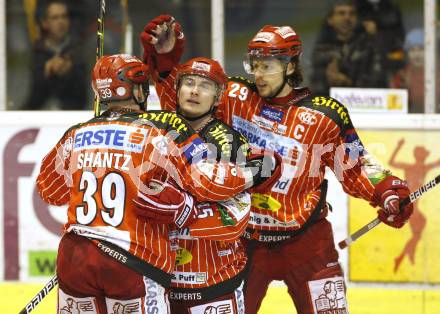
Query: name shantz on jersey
76 152 132 170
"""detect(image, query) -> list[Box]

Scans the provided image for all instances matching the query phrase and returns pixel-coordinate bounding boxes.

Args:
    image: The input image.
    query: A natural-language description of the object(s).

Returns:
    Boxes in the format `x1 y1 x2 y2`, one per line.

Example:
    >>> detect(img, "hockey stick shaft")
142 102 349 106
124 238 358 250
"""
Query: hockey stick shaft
338 174 440 249
18 275 58 314
93 0 106 117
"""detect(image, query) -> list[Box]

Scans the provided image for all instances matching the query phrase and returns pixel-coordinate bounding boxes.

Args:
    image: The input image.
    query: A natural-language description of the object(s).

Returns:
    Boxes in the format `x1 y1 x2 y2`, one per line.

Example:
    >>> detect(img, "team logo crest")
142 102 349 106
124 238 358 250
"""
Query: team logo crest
298 111 317 125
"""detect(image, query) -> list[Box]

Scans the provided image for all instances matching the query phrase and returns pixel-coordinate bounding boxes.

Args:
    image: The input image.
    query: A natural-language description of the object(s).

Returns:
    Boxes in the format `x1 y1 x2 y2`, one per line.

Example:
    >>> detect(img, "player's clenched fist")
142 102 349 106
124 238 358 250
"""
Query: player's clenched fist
141 15 182 52
133 179 197 228
373 176 413 228
140 15 185 72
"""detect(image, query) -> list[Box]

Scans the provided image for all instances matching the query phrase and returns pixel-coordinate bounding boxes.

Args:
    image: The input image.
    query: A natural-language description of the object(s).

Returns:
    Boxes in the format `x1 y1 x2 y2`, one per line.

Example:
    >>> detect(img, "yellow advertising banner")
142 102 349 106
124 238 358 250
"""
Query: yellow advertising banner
349 130 440 283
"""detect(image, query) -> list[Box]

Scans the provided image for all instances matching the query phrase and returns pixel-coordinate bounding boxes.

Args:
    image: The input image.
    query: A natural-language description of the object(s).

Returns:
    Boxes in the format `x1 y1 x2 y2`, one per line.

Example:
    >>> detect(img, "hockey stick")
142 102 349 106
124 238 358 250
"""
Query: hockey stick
338 174 440 249
93 0 106 117
20 3 106 312
18 275 58 314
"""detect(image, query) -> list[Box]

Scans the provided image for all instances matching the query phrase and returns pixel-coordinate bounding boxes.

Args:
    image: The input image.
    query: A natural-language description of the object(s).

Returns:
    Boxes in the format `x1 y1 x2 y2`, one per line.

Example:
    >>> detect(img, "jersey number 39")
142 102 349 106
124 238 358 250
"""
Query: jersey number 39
76 171 126 226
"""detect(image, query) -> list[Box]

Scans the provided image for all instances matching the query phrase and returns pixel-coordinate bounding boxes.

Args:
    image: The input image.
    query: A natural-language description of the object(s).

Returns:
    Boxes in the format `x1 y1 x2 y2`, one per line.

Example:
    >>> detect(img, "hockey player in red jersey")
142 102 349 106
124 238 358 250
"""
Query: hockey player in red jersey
36 54 272 314
140 16 414 314
135 31 281 311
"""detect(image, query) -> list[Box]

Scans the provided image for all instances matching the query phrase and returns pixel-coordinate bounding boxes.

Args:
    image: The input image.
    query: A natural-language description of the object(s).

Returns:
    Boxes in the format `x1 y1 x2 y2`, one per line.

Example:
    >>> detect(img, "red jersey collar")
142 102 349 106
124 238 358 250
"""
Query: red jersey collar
267 87 311 106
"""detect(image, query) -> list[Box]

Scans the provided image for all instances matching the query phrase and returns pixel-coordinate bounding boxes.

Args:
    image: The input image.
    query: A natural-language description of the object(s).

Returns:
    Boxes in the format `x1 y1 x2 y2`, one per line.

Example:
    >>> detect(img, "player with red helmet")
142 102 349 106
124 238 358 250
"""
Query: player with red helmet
91 54 151 109
140 16 413 314
136 24 282 311
36 54 273 314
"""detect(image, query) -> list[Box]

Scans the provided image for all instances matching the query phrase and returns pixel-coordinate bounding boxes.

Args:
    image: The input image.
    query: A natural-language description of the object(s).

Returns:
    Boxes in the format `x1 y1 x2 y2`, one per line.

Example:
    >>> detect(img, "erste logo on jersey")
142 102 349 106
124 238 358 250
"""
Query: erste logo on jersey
73 125 147 153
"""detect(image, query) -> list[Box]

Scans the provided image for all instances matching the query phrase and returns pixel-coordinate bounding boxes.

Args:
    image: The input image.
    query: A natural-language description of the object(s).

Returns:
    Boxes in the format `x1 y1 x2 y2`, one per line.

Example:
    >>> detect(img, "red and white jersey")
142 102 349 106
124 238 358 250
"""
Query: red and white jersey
36 109 251 273
152 70 250 287
170 192 250 289
216 77 390 234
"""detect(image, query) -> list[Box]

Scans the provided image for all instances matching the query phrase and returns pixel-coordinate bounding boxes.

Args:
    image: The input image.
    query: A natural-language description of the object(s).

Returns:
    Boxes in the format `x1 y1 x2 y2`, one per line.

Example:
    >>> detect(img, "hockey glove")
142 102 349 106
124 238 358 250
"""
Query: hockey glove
373 175 413 228
133 179 197 228
140 15 185 73
247 151 283 194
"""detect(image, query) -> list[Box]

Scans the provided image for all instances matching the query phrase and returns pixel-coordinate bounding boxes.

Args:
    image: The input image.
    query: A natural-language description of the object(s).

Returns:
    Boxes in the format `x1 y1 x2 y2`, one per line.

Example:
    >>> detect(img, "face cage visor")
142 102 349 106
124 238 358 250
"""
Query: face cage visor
243 54 292 75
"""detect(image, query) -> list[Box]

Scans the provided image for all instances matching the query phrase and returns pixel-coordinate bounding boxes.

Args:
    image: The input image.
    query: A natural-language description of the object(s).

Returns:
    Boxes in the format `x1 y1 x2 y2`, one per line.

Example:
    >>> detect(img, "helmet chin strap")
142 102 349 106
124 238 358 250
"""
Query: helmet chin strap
134 96 146 111
132 83 149 111
177 105 216 121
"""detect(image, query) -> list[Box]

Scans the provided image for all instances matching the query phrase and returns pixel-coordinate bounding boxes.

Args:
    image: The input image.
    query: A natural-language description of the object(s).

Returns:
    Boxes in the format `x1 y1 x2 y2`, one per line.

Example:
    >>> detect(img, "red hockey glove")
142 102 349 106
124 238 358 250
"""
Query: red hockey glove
373 176 413 228
133 180 197 228
247 151 283 194
140 15 185 73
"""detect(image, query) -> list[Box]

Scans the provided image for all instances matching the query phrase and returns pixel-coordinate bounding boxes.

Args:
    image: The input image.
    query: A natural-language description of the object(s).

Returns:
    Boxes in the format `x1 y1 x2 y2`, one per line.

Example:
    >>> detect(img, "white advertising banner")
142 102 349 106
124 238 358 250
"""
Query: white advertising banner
330 87 408 113
1 124 68 281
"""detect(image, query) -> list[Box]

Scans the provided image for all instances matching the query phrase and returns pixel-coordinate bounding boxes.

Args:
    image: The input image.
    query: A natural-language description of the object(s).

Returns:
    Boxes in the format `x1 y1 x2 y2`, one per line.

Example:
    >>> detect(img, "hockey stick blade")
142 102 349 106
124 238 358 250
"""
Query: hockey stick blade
338 174 440 249
19 275 58 314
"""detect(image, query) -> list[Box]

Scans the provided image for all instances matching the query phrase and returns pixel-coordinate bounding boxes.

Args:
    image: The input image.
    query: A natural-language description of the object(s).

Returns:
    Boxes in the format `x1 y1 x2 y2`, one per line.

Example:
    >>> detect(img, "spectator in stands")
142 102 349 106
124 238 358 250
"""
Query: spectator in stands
310 0 386 95
390 28 440 113
22 0 86 110
356 0 405 78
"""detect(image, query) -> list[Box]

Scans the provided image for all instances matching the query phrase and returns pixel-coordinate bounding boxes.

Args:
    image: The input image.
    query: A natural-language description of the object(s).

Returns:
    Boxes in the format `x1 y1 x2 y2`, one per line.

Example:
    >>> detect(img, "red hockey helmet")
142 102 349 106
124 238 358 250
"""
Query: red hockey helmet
247 25 302 58
176 57 227 94
92 54 150 103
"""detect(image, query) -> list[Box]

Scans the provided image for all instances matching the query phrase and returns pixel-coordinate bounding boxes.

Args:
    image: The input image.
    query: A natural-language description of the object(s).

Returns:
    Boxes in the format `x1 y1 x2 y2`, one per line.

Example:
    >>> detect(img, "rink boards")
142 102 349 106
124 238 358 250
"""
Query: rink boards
1 111 440 313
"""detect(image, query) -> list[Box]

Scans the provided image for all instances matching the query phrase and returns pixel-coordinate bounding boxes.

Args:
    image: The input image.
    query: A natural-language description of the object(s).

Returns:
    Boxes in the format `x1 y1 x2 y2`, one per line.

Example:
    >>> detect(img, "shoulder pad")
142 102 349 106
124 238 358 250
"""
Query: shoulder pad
63 122 83 138
66 122 83 132
201 119 249 162
229 76 258 92
86 112 142 124
300 96 354 133
137 110 196 142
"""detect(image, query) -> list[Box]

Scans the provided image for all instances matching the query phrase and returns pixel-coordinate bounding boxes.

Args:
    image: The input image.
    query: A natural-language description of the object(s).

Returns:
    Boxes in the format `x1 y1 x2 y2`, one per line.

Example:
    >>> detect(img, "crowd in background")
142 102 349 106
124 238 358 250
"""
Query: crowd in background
6 0 438 113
